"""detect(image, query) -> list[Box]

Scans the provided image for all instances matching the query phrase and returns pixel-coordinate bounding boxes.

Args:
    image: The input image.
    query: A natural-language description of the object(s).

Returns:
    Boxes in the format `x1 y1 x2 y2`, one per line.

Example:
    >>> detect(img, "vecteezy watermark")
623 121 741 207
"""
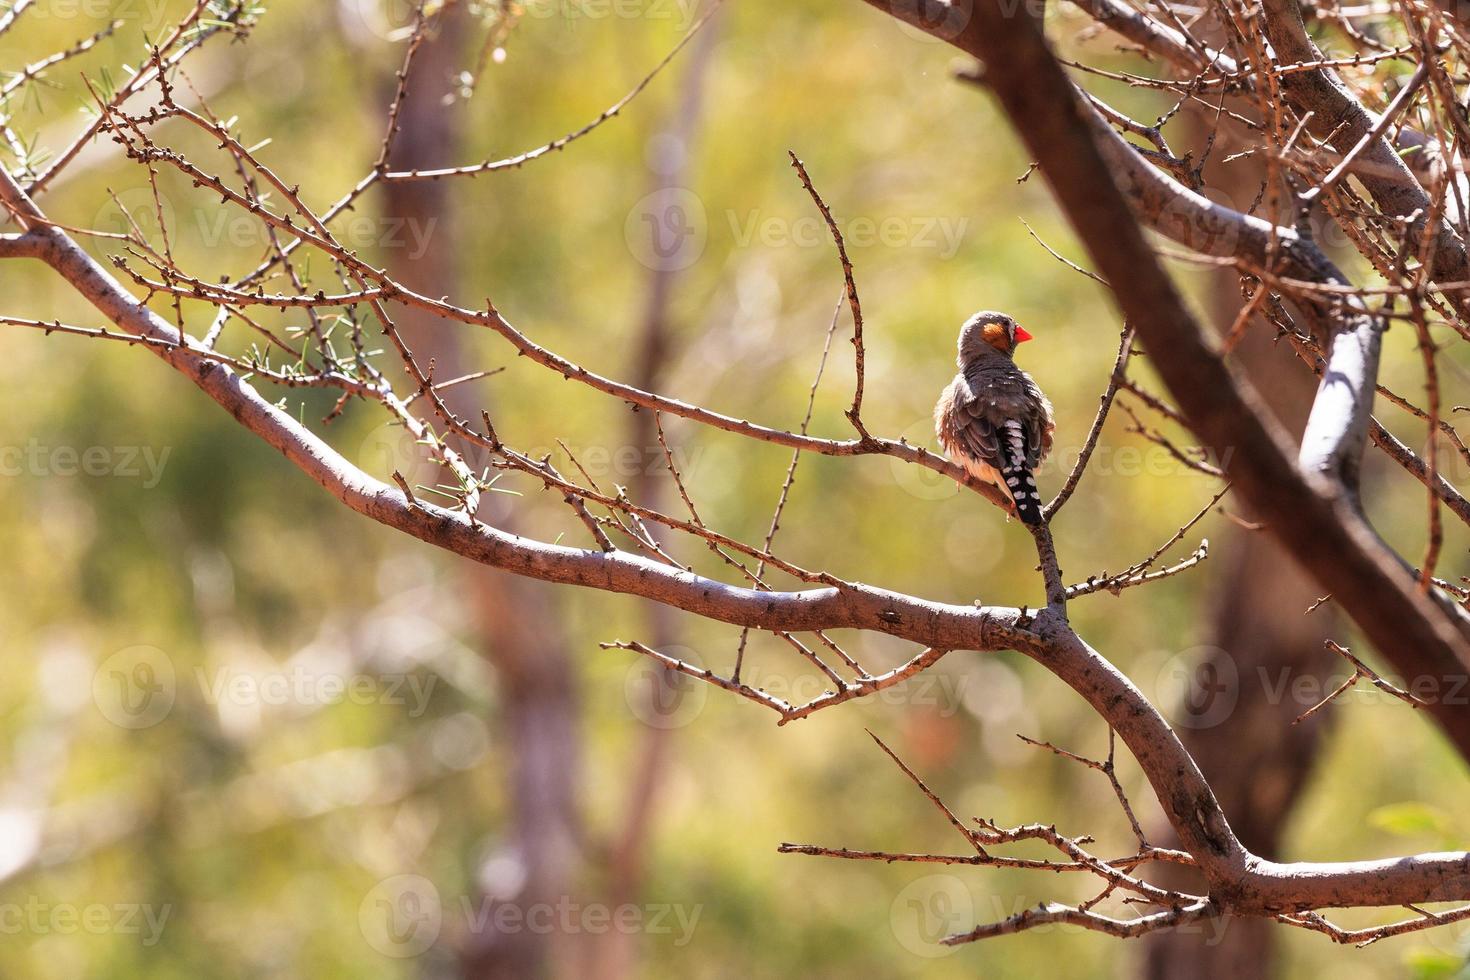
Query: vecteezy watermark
1421 903 1470 958
626 186 707 272
888 420 961 501
735 660 970 715
523 0 703 30
889 877 1232 955
892 0 975 43
1256 666 1470 710
357 420 441 488
886 419 1237 501
195 665 438 718
358 418 713 500
890 875 975 957
1040 444 1234 481
622 644 971 729
191 211 438 258
27 0 174 29
526 442 707 481
92 646 176 730
1148 645 1470 730
89 189 437 258
889 0 1165 42
92 647 439 729
360 875 441 958
0 898 171 946
340 0 422 41
459 896 701 946
726 210 970 260
0 440 171 488
626 190 971 271
358 875 702 958
88 187 175 255
624 646 709 730
1153 646 1239 730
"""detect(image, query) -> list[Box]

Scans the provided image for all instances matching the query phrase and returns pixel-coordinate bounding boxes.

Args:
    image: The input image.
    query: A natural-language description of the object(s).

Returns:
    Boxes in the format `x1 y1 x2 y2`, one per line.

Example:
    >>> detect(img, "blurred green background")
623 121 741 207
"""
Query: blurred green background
0 0 1466 976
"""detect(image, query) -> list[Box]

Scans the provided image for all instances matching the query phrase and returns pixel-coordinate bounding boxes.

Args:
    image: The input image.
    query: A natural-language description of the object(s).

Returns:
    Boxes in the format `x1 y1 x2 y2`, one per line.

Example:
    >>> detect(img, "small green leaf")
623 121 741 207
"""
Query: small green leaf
1403 946 1464 980
1369 802 1452 837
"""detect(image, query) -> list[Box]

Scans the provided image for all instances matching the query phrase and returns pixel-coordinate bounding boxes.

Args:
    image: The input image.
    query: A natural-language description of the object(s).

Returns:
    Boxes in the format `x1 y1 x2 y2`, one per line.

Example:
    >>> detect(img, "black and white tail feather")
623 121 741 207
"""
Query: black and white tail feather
999 419 1044 525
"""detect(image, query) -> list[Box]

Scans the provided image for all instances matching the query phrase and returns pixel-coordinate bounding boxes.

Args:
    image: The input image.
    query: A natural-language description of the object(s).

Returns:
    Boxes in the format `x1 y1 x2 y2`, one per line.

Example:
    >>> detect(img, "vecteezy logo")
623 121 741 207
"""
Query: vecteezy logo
92 646 176 729
359 874 442 958
1154 645 1238 729
890 874 973 958
89 187 176 250
344 0 422 41
624 645 708 729
357 420 439 487
625 187 707 272
894 0 975 43
889 419 960 501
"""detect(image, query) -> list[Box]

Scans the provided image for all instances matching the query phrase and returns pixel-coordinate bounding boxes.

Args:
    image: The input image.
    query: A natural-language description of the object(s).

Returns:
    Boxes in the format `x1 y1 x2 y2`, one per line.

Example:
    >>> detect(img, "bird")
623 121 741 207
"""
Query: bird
934 311 1055 525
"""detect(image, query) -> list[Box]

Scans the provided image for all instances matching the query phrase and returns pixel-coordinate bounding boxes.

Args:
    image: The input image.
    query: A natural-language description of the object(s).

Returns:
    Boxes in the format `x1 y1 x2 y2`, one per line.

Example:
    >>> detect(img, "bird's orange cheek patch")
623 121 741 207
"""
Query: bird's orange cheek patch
981 323 1011 352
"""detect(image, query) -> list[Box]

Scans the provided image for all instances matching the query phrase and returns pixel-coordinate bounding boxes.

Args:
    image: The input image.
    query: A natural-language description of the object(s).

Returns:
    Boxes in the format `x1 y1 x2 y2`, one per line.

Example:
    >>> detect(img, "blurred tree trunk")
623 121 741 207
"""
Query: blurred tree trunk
370 13 583 980
587 15 721 980
1140 128 1339 978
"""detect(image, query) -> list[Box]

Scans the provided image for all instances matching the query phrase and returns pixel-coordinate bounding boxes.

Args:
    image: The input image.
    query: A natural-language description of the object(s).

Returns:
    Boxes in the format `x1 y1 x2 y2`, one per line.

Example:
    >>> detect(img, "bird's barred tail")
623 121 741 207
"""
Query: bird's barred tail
1002 464 1043 524
1000 420 1044 525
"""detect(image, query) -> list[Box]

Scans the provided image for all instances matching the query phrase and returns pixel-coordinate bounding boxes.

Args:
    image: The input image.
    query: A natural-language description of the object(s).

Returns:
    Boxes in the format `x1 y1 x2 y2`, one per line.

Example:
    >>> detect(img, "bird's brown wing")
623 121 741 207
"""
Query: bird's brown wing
955 395 1009 476
934 377 1008 480
1021 371 1055 469
1022 409 1048 471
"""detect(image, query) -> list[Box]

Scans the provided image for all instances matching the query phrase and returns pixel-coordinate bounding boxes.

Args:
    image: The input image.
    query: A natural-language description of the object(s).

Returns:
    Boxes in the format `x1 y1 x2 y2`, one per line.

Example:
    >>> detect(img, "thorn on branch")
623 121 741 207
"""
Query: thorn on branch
392 469 419 509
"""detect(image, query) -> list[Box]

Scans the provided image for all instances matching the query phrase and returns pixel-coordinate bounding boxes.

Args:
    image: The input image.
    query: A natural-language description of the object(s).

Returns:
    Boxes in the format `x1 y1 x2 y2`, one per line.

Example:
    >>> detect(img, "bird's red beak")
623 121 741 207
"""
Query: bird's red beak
1014 325 1034 343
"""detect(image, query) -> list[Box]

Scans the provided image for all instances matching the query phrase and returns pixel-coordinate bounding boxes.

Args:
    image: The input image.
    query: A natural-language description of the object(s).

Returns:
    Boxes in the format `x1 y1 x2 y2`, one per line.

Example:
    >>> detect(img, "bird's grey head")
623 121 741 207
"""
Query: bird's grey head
957 310 1032 366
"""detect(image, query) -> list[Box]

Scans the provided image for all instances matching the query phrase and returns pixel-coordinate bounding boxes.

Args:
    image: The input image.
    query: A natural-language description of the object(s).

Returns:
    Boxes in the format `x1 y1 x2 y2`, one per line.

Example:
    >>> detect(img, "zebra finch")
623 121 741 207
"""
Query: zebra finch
934 311 1055 525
